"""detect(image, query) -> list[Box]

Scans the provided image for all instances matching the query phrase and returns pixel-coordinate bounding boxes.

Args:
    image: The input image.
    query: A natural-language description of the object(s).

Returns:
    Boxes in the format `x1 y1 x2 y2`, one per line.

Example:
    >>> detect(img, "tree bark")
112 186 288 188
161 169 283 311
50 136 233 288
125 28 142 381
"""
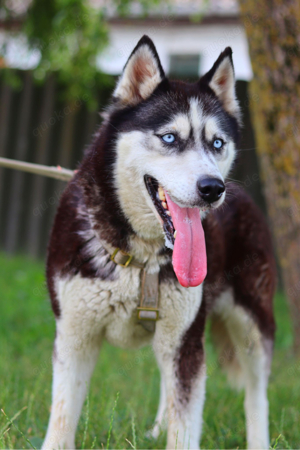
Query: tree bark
239 0 300 352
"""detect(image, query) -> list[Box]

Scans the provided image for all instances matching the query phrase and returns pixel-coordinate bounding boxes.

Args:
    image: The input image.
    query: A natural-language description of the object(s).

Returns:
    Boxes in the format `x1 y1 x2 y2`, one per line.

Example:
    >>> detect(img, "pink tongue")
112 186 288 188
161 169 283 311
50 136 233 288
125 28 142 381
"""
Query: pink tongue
165 192 207 288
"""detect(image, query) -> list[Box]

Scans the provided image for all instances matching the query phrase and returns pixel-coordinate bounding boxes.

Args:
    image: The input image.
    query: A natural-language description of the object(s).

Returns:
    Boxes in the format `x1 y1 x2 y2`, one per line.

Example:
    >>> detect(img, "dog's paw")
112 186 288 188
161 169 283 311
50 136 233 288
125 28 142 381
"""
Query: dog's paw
145 421 165 440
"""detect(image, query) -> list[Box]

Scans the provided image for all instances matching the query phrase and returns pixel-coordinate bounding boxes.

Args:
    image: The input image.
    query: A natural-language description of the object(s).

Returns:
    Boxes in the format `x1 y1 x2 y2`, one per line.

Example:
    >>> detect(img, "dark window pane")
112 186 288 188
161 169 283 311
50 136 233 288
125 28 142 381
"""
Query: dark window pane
169 54 200 78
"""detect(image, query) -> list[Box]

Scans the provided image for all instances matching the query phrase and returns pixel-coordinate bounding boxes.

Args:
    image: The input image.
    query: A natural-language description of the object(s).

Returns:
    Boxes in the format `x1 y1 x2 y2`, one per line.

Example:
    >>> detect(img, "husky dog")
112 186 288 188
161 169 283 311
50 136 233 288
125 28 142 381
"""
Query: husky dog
43 36 276 449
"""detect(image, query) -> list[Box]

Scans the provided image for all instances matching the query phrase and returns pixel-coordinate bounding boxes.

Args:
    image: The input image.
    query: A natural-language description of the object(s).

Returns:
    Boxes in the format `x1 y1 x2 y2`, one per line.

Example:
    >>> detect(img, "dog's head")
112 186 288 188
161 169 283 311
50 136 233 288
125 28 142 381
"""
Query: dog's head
102 36 240 287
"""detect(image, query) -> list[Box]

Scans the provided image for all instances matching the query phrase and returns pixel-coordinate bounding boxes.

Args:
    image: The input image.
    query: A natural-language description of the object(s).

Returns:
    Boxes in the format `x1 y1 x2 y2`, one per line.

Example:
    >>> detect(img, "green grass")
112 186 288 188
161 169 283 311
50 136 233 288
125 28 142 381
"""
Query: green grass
0 253 299 449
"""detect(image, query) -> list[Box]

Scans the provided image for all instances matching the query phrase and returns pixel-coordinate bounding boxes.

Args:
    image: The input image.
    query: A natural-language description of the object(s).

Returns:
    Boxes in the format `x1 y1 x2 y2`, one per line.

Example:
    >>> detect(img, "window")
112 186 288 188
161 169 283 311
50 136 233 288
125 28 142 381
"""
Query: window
169 54 200 79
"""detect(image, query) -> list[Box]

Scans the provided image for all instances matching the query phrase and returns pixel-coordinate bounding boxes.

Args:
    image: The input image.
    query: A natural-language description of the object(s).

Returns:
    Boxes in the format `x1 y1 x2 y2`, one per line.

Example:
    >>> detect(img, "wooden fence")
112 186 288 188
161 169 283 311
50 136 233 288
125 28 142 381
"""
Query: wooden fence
0 71 266 258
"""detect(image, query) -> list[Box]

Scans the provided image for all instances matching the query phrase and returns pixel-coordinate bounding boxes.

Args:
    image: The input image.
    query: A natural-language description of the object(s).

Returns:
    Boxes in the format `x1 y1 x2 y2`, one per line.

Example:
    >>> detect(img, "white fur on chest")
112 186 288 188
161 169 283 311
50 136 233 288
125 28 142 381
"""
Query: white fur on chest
55 265 202 350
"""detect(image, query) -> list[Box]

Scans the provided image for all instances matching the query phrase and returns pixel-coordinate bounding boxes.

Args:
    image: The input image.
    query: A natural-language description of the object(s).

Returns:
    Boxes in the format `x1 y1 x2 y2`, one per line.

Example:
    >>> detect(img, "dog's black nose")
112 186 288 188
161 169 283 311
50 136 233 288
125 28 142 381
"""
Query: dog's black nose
197 178 225 204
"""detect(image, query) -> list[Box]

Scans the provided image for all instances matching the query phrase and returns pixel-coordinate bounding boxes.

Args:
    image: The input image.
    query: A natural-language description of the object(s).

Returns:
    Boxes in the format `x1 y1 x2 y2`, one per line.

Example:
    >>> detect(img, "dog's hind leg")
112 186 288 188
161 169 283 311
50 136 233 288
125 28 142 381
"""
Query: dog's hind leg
212 288 275 450
153 284 206 450
148 373 167 438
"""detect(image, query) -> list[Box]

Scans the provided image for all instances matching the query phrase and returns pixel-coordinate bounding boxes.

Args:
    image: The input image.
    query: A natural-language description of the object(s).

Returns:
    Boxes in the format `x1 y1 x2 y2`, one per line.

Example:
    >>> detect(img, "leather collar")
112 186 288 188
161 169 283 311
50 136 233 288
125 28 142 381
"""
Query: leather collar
101 241 159 332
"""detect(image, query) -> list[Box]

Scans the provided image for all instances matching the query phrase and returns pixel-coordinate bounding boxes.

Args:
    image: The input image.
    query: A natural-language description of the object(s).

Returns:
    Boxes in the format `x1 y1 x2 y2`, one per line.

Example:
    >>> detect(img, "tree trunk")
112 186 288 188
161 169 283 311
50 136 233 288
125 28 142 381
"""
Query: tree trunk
239 0 300 352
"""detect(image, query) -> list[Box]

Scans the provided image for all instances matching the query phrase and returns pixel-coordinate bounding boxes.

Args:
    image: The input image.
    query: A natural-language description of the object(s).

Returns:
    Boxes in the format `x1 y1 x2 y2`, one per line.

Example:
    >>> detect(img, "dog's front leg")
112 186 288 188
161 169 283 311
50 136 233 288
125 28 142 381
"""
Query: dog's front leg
42 316 102 450
153 284 206 450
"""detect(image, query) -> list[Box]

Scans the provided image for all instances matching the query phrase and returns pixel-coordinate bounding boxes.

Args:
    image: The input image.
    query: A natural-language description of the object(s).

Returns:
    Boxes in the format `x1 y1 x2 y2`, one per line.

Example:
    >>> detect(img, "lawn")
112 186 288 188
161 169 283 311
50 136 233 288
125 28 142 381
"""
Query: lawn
0 253 299 449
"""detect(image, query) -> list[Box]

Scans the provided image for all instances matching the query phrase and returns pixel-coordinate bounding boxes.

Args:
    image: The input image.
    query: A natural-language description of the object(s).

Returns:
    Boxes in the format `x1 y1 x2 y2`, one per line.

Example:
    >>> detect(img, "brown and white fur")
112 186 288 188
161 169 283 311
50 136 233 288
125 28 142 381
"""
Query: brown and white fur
42 36 276 449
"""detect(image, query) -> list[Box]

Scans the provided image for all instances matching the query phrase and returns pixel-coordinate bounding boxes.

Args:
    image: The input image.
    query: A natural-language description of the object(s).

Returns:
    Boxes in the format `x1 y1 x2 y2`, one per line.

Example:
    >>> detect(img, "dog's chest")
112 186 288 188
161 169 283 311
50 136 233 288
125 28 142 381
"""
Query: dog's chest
56 264 202 350
56 266 155 348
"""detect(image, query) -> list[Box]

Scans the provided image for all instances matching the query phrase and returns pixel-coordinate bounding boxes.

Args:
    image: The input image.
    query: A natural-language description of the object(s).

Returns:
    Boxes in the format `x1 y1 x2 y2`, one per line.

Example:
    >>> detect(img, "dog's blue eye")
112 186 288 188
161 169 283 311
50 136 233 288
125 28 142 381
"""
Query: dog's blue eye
162 134 175 144
213 139 223 149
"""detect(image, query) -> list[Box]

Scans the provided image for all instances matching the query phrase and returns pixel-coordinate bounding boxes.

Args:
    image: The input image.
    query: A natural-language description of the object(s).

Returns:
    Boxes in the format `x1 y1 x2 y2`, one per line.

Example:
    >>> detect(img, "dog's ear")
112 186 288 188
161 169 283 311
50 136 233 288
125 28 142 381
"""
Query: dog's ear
113 35 165 106
200 47 240 120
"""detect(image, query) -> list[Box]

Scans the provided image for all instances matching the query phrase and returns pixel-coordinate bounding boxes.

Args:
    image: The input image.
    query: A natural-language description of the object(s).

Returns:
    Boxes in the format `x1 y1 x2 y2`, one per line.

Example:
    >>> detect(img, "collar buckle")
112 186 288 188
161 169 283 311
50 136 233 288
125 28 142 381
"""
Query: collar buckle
110 248 133 267
137 307 159 321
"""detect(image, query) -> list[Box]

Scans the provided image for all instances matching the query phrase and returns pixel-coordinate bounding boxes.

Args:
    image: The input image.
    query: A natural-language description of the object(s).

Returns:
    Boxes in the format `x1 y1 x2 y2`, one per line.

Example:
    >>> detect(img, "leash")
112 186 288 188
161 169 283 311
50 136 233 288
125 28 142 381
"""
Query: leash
0 156 160 331
0 157 74 181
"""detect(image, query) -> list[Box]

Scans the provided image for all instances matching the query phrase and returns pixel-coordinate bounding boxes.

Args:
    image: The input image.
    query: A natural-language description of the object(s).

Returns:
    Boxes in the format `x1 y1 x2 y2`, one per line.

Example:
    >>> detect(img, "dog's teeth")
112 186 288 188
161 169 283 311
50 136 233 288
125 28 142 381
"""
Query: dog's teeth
166 210 171 216
162 201 167 209
158 186 165 201
174 230 177 238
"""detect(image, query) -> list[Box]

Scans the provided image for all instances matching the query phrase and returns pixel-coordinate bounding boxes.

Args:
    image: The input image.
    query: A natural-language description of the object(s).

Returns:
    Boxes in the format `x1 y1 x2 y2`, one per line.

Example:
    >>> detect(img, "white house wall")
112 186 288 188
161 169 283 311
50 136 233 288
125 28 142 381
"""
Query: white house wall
97 23 252 80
